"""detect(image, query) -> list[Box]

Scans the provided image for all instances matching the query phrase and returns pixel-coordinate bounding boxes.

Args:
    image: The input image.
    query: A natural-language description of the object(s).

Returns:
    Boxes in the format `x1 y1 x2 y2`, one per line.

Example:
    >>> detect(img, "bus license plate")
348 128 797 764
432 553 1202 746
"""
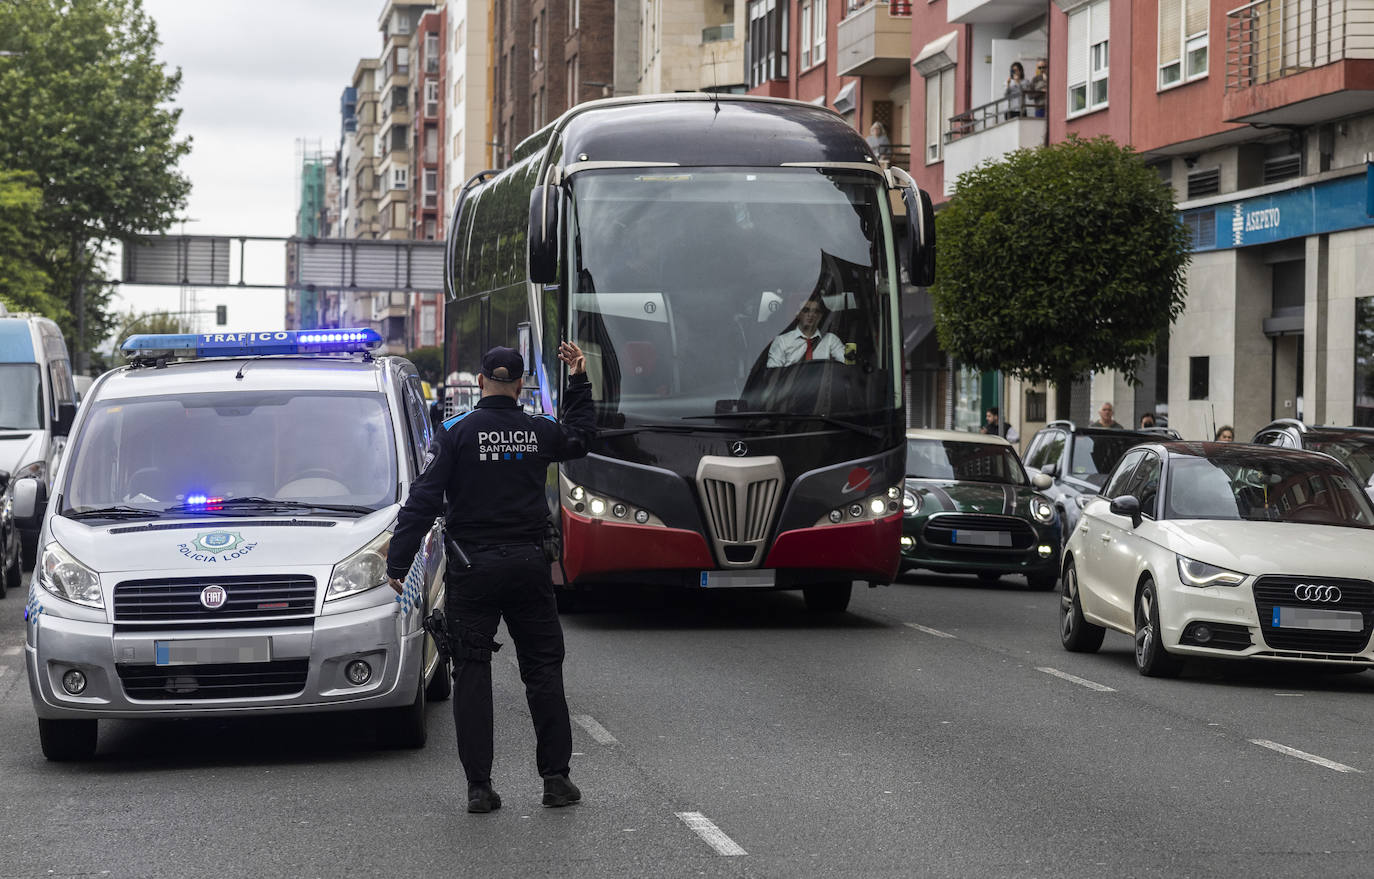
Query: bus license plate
1271 607 1363 632
699 570 776 589
155 637 271 666
953 530 1011 547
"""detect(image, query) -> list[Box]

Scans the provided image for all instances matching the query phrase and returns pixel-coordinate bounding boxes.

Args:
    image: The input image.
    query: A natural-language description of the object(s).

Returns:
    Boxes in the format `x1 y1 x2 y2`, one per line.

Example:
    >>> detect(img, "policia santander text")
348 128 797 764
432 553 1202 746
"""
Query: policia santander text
387 342 595 813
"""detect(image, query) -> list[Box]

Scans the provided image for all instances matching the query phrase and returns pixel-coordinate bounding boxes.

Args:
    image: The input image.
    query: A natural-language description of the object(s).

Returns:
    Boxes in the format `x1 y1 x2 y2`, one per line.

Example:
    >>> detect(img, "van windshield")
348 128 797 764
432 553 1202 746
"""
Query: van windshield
0 364 42 430
62 391 398 515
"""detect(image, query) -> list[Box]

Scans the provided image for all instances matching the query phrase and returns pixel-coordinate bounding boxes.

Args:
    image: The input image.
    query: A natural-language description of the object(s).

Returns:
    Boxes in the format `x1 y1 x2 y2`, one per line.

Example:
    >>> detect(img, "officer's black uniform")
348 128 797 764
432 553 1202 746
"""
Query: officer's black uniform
387 346 595 808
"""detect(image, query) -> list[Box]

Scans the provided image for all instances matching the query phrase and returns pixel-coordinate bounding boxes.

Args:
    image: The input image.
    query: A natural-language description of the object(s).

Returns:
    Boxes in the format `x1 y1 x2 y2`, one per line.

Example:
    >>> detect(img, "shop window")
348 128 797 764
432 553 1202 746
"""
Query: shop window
1356 297 1374 426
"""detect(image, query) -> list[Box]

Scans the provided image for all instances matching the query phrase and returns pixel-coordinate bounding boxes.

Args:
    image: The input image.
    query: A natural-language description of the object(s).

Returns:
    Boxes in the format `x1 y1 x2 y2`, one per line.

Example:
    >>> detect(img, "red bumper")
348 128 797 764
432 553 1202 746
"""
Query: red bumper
762 514 902 582
561 508 715 583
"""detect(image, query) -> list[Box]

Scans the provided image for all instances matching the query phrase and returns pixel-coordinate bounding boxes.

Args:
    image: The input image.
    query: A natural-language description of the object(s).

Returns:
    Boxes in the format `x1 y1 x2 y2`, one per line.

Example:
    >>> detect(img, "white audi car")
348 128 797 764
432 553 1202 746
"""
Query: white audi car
1058 441 1374 677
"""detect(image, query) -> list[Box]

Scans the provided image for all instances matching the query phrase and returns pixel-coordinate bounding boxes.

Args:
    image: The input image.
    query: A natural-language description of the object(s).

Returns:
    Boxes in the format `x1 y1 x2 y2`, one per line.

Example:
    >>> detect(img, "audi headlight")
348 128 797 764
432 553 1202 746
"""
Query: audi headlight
328 531 392 600
902 489 919 514
1177 555 1245 588
1030 498 1055 523
39 542 102 608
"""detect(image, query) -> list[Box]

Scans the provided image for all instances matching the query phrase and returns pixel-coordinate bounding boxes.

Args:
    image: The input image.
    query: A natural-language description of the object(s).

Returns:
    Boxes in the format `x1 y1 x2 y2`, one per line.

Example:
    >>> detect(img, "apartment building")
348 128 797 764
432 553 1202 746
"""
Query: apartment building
636 0 745 93
443 0 493 212
409 8 446 351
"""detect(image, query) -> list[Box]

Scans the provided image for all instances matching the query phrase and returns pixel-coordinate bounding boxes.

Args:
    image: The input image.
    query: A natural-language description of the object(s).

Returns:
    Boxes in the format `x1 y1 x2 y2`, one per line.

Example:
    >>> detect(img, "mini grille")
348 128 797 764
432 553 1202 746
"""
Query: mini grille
116 659 309 700
922 514 1035 550
1253 575 1374 654
114 575 316 625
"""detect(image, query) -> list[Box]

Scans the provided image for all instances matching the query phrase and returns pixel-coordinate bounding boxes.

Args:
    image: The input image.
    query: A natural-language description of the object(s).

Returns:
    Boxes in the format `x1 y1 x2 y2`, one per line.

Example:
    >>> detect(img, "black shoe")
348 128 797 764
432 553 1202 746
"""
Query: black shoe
542 774 582 808
467 782 502 813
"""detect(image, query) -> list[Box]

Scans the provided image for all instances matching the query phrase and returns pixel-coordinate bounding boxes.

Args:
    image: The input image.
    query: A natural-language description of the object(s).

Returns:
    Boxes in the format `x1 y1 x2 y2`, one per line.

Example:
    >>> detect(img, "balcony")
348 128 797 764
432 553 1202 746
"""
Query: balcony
941 92 1046 196
1224 0 1374 124
837 1 913 78
702 22 735 43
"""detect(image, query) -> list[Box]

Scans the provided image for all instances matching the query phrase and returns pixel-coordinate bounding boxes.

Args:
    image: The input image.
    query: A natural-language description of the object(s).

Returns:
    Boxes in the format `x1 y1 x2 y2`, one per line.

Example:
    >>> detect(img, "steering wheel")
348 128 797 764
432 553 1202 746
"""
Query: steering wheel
290 468 342 482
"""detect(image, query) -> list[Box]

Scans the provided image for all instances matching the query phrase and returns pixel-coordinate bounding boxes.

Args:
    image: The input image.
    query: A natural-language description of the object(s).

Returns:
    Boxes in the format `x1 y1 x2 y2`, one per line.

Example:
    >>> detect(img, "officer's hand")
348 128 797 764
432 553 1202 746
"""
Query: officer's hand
558 340 586 376
387 577 404 596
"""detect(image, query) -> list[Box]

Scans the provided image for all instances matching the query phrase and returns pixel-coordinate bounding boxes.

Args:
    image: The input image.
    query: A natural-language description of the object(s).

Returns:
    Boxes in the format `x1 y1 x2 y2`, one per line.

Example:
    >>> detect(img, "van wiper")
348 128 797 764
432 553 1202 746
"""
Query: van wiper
682 411 884 440
164 496 375 516
65 505 161 520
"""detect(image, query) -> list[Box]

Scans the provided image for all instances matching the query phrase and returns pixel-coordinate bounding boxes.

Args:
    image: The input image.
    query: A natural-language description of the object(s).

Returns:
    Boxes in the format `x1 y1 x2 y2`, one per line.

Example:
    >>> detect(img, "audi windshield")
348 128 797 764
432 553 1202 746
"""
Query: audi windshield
1164 451 1374 528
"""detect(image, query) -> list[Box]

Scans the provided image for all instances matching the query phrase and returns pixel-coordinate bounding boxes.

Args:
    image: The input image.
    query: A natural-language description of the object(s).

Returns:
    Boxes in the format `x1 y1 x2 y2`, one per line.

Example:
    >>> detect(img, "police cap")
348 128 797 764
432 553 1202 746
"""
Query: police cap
481 346 524 382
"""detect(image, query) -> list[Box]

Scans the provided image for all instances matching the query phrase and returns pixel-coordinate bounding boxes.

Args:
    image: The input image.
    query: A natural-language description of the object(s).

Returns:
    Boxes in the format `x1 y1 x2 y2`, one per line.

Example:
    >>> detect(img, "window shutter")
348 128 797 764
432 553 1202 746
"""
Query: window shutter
1067 8 1088 86
1159 0 1181 67
926 74 940 159
1185 0 1208 37
1089 1 1110 49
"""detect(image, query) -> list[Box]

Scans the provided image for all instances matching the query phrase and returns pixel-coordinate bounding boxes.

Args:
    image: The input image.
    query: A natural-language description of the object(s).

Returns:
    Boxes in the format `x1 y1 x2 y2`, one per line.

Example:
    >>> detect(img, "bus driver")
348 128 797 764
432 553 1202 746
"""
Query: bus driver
766 295 847 367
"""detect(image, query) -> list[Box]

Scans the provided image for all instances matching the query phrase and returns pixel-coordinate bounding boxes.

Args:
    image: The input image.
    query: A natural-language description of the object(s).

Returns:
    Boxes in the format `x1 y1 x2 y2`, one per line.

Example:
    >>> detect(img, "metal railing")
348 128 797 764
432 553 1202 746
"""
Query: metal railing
702 22 735 43
1226 0 1374 90
943 90 1046 144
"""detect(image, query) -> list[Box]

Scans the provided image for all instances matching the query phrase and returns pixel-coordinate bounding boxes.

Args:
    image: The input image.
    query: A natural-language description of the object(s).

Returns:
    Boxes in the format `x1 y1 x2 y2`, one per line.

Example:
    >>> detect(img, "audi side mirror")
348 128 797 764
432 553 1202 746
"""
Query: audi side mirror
1109 495 1142 529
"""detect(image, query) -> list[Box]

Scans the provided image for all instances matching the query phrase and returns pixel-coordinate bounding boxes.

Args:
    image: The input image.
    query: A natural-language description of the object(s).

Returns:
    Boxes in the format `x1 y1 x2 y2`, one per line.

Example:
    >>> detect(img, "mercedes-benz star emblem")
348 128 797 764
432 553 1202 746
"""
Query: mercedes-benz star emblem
729 441 748 457
1294 583 1342 603
199 585 228 610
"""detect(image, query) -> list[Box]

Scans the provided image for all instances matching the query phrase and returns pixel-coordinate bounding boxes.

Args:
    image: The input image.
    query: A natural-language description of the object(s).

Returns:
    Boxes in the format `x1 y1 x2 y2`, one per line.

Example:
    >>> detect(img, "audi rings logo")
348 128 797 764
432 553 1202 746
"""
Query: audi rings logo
1293 583 1342 603
199 585 228 610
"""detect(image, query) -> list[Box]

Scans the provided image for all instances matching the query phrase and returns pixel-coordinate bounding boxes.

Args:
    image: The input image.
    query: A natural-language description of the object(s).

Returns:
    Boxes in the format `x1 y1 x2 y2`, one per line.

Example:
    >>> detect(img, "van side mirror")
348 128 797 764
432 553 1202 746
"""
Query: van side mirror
11 476 46 525
1109 494 1143 528
900 185 936 287
528 184 562 285
53 401 77 438
1031 472 1053 490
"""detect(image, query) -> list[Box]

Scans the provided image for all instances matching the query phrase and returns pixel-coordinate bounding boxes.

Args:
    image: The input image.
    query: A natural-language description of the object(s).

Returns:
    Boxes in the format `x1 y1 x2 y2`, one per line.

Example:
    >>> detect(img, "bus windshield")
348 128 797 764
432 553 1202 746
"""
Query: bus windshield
566 168 899 428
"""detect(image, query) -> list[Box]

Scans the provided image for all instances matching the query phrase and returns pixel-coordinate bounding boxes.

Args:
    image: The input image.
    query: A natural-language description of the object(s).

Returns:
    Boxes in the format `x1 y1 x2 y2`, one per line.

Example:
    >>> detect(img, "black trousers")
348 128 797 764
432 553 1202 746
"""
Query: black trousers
445 543 572 784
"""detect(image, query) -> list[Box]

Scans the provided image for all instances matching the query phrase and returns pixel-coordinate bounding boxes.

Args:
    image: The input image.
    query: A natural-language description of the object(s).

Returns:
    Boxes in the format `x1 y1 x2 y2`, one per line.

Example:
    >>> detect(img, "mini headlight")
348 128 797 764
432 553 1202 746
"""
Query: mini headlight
39 542 103 608
1176 555 1246 588
328 531 392 600
902 490 919 514
1030 498 1055 523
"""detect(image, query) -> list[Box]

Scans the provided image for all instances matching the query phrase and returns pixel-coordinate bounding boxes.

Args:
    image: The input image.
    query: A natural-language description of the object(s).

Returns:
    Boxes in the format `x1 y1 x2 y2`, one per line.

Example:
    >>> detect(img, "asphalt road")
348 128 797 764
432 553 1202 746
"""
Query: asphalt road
3 568 1374 878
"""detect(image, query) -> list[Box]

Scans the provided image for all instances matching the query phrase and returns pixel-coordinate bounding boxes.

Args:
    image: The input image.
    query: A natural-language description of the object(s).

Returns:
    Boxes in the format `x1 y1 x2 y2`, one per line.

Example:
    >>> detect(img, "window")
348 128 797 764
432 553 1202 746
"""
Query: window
800 1 812 69
454 20 465 50
1158 0 1208 89
1124 452 1162 515
425 80 439 117
394 10 410 34
532 13 542 67
1067 1 1109 115
1189 355 1209 400
397 46 409 74
392 167 408 190
747 0 788 88
1103 449 1146 500
799 0 825 69
924 66 955 164
1357 297 1374 426
568 0 580 33
425 33 439 73
453 74 464 107
813 0 825 64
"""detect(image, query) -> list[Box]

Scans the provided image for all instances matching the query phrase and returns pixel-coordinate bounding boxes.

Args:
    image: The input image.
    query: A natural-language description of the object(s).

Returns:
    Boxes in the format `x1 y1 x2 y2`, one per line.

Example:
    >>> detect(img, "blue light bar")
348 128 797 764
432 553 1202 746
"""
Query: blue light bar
122 328 384 359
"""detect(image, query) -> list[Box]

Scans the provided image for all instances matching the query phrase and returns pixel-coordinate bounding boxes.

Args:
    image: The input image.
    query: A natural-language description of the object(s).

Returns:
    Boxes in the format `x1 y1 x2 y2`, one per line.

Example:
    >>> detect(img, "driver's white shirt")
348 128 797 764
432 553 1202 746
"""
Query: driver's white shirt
767 329 846 367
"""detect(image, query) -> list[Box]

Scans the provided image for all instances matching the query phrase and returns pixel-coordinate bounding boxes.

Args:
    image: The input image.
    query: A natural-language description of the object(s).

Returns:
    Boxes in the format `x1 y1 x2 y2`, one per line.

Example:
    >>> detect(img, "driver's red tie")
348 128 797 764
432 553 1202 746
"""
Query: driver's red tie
804 336 817 361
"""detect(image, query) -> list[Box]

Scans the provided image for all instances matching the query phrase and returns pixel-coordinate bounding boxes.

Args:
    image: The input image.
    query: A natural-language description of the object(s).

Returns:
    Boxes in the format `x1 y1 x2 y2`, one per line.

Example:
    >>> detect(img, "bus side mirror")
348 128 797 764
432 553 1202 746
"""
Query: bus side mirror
528 184 561 285
53 402 77 438
901 185 936 287
11 476 46 526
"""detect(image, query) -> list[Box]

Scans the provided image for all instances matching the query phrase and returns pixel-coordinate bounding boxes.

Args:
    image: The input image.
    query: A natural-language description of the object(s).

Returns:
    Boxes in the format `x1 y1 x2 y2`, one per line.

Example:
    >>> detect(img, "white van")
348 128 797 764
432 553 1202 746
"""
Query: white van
0 312 78 568
13 329 449 760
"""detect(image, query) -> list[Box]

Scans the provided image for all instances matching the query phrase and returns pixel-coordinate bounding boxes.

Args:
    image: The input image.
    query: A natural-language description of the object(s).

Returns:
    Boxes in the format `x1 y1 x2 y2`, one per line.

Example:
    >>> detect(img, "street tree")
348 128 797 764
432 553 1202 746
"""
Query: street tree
0 169 61 316
930 135 1191 386
0 0 192 368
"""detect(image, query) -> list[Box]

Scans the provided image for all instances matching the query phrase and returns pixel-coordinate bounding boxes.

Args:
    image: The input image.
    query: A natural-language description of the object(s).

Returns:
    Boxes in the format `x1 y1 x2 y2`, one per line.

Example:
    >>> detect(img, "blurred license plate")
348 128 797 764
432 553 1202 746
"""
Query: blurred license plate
155 637 270 666
699 570 775 589
953 530 1011 547
1271 607 1363 632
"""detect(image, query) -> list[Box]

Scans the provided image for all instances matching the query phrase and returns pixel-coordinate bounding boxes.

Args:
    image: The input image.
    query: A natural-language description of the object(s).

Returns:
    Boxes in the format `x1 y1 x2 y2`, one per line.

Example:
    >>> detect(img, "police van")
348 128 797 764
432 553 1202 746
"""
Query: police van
12 329 449 760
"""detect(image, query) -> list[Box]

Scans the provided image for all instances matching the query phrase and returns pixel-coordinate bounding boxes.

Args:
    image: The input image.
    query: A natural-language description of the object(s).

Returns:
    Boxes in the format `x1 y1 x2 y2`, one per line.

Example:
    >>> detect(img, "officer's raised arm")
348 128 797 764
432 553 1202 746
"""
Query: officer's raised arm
541 340 597 461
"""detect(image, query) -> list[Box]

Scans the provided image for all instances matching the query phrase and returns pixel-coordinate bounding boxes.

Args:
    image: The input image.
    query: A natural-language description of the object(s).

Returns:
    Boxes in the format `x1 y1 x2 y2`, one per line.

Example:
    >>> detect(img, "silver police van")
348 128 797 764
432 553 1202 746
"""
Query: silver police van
13 329 449 760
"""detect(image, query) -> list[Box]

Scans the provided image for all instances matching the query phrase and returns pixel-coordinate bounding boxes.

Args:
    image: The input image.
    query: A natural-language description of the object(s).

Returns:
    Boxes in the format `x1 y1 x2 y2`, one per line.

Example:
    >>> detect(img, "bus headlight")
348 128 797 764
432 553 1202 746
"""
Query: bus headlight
328 531 391 600
560 476 661 527
39 542 103 608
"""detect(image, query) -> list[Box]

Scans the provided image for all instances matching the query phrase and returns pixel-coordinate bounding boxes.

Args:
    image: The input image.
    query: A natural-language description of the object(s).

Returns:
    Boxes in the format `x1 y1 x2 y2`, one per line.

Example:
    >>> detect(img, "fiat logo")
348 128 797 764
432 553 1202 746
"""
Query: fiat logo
199 585 227 610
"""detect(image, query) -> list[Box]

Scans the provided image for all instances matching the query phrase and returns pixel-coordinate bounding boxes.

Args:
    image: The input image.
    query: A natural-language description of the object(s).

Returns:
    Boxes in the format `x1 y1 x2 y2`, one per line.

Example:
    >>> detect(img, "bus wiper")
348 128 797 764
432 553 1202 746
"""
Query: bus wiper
65 506 161 520
164 496 376 516
598 423 768 438
682 412 884 439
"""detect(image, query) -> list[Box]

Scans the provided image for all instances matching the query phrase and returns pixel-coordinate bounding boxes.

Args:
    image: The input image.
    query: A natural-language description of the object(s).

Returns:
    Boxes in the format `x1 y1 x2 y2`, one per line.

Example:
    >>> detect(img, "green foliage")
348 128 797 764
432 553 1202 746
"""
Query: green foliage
0 169 61 316
404 346 443 384
930 136 1192 385
0 0 192 359
112 309 194 361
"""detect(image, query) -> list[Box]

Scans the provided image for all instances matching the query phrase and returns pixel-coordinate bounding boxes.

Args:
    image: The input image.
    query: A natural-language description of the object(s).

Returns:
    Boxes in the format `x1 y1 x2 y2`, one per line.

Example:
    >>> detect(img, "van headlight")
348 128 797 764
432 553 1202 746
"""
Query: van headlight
1030 498 1055 523
39 542 103 608
15 460 47 483
1176 555 1245 588
327 531 392 600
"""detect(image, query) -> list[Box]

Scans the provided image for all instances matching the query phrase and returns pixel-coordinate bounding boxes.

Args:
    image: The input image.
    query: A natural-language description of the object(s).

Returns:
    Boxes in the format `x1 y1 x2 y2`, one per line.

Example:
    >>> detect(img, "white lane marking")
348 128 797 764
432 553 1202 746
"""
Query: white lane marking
676 812 747 856
1249 739 1362 773
0 666 7 677
2 646 19 657
903 622 956 639
1035 666 1115 692
572 713 618 745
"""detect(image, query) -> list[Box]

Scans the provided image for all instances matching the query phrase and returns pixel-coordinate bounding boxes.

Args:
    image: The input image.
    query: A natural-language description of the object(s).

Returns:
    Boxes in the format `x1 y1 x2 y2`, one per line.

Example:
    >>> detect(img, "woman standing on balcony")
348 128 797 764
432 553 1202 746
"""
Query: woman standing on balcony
866 121 892 164
1004 62 1026 119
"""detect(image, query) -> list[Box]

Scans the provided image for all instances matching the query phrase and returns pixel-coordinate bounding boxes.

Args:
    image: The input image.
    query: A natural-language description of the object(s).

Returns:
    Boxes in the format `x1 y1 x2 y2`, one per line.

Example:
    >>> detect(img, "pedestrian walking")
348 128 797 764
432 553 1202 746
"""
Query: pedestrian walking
1091 401 1124 429
387 341 596 814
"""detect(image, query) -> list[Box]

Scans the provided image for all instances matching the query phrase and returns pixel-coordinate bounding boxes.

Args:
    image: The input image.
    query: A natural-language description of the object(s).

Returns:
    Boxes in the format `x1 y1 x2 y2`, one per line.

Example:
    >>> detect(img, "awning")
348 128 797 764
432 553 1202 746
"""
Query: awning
913 31 958 78
833 81 857 115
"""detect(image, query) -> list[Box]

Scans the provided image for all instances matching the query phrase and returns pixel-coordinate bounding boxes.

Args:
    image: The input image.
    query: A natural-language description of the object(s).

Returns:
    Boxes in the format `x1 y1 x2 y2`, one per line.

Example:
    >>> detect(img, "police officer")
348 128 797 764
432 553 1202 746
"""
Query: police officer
387 341 595 814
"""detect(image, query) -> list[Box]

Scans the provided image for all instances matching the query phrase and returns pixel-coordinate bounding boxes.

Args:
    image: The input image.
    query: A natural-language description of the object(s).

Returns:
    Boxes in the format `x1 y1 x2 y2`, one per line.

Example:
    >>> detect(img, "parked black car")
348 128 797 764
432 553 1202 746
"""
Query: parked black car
1252 419 1374 500
0 468 23 599
1022 420 1177 538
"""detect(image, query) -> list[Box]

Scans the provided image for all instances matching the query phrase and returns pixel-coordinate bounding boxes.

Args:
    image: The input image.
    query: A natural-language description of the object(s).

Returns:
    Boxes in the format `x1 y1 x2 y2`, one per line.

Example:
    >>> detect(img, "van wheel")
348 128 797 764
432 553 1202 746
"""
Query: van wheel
425 656 452 702
803 582 852 613
39 718 98 761
378 671 427 749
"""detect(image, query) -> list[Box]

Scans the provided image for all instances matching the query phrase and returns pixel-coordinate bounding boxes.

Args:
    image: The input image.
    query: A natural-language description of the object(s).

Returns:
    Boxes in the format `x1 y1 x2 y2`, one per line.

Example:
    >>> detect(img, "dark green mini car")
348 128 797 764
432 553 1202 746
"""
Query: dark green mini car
901 429 1062 590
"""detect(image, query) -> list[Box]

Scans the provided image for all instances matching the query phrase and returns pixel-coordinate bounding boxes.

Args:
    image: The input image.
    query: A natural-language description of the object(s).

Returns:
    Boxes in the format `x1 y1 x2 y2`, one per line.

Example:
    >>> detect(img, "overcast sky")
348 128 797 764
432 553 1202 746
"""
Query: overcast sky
113 0 387 331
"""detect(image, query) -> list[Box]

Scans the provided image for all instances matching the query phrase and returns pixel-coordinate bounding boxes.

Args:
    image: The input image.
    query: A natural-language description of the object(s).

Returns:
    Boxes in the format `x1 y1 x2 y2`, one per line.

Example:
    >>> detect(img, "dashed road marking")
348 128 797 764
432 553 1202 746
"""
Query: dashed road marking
676 811 747 856
0 666 8 677
1036 666 1115 692
572 713 618 745
903 622 956 639
1250 739 1361 773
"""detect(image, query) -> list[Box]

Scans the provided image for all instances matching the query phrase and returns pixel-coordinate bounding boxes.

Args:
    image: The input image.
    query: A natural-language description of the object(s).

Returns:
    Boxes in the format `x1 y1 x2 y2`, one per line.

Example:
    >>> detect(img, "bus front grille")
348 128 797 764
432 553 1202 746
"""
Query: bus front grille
696 455 783 568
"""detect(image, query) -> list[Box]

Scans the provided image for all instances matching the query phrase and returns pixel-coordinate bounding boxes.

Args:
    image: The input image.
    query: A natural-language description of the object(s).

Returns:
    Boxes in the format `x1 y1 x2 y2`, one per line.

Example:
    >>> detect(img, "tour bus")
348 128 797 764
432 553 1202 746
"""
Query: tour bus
13 330 449 760
444 94 935 612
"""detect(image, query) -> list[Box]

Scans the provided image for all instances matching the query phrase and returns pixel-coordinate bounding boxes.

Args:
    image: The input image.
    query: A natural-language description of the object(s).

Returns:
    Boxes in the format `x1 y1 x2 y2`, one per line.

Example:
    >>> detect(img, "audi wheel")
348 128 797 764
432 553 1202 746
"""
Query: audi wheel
1134 578 1182 678
1059 559 1103 653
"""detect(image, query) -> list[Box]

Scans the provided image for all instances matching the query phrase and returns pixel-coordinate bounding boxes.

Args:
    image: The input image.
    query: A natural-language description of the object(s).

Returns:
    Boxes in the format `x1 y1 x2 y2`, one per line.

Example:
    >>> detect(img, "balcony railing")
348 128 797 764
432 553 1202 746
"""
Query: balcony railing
944 90 1046 143
1226 0 1374 90
702 22 735 43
